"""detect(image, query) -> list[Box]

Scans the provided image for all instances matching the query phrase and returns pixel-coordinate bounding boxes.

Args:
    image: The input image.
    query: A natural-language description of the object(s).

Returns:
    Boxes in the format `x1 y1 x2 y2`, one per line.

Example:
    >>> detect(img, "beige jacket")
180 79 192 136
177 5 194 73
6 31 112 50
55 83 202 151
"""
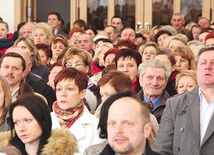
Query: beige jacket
0 128 77 155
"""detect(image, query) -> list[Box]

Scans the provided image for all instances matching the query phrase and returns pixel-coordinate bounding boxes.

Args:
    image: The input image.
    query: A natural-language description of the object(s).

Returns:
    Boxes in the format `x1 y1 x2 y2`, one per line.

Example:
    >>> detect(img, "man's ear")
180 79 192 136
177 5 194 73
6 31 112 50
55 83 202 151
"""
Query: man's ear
134 38 137 45
91 42 96 50
22 69 27 79
28 62 33 71
58 19 62 26
183 20 186 26
143 122 152 138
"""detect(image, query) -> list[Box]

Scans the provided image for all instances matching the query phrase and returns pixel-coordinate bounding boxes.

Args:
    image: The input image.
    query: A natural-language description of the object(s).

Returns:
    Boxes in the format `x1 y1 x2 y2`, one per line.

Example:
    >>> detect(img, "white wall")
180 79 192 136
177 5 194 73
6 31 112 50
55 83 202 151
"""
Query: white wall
0 0 15 33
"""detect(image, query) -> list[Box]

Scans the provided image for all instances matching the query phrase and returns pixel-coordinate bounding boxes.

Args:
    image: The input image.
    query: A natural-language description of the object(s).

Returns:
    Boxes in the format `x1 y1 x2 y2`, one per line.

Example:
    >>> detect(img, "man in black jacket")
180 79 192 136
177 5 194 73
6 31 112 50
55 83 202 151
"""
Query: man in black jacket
98 91 161 155
25 72 56 110
6 47 56 110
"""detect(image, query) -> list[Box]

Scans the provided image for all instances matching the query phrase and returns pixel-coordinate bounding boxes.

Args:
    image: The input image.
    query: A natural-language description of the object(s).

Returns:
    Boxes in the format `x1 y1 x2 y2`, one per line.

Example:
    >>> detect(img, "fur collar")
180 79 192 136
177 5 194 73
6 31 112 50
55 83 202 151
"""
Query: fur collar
0 128 77 155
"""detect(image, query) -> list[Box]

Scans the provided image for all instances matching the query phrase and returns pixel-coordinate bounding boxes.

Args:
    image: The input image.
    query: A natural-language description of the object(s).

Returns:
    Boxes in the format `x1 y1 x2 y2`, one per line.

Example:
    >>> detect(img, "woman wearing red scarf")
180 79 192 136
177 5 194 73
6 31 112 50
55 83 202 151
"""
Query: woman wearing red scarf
51 67 105 155
115 48 142 93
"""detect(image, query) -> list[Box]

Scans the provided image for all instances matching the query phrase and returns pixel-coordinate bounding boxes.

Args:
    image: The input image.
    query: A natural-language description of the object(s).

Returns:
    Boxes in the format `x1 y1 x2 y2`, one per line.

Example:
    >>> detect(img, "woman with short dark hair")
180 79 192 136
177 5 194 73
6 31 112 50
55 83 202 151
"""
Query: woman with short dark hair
52 67 105 155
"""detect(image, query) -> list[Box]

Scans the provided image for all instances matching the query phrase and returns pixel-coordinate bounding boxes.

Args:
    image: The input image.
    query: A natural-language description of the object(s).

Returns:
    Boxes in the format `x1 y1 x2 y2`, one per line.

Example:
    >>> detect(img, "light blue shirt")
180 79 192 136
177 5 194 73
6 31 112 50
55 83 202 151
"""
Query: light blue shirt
143 95 162 112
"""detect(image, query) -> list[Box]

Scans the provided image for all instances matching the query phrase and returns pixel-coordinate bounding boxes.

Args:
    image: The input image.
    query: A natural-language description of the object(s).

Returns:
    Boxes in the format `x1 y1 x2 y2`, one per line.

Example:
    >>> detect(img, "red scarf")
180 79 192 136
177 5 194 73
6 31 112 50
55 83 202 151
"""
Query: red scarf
53 101 84 128
132 78 138 92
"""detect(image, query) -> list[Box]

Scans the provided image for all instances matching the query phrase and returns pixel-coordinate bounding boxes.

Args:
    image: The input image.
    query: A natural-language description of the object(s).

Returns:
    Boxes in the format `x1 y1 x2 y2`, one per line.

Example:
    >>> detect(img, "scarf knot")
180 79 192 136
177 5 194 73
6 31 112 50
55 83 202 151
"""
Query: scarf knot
53 100 84 128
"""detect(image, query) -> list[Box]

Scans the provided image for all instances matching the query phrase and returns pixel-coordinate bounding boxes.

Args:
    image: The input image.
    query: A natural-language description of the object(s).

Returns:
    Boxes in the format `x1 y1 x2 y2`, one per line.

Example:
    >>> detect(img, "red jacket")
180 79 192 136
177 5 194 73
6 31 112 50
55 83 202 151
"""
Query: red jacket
0 33 14 54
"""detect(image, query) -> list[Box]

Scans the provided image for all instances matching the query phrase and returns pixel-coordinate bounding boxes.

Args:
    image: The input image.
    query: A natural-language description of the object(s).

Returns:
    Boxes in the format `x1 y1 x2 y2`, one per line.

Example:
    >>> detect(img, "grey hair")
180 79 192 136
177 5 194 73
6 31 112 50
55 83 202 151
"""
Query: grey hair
187 40 203 47
160 25 177 36
79 33 94 42
138 59 171 80
172 12 185 20
140 42 159 54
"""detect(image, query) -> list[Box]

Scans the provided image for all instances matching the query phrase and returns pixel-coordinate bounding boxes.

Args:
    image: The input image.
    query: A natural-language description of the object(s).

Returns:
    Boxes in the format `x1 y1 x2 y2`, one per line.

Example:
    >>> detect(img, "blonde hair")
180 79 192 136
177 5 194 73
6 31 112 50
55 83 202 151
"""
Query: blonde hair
14 37 41 67
175 70 197 90
160 25 177 36
169 33 189 45
187 40 203 47
140 42 159 55
151 25 162 34
31 22 53 45
93 42 113 61
62 47 93 76
185 22 196 31
138 28 155 41
0 75 12 125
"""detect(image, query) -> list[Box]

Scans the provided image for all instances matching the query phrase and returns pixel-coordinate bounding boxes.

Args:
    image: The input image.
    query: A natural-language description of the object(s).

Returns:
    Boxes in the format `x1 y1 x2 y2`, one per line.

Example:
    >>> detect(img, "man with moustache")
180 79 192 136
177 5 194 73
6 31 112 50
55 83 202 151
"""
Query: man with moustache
0 52 29 102
5 47 56 110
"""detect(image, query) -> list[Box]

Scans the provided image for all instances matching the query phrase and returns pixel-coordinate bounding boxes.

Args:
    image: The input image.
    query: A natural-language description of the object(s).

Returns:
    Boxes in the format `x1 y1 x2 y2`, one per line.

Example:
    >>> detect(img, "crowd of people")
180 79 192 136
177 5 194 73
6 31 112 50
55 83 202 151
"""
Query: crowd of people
0 11 214 154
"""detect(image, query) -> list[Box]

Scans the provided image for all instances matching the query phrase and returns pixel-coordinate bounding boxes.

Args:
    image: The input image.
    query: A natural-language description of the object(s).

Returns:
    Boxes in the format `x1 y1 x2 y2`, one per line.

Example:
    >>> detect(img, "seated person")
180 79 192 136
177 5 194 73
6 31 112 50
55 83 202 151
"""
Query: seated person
51 67 105 154
0 95 77 154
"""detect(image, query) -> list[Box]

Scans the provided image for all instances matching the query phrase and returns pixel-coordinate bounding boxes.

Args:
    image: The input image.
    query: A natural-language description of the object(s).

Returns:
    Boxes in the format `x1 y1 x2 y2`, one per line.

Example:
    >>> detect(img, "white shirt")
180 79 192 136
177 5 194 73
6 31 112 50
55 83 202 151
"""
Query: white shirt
51 106 105 155
199 89 214 144
11 87 19 102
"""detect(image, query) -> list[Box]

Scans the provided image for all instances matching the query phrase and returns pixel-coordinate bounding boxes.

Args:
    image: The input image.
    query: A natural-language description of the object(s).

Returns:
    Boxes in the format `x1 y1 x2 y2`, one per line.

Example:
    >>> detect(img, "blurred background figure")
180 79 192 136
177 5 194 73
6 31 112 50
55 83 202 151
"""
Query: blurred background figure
0 75 12 132
139 42 159 62
0 21 14 54
50 34 68 66
14 37 50 83
31 22 53 46
0 145 21 155
172 45 196 72
36 43 52 67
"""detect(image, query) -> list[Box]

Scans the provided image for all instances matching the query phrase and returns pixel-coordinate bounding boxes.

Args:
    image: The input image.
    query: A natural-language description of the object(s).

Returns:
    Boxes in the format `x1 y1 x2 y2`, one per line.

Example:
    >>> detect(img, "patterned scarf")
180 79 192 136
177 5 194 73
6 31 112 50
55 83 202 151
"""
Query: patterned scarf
53 100 84 129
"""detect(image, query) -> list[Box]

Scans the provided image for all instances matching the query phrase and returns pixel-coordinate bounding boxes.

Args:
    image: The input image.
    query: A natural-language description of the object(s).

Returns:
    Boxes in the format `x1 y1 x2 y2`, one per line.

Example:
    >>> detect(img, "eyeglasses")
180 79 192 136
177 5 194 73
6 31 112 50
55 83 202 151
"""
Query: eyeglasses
65 62 86 67
71 35 79 40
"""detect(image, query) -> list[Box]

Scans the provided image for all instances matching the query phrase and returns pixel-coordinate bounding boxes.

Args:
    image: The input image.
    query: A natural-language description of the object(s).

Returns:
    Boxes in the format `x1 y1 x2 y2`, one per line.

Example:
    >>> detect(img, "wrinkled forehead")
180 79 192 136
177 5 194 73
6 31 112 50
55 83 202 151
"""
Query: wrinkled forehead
78 34 92 41
199 50 214 59
122 28 135 34
199 18 209 23
172 15 183 20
